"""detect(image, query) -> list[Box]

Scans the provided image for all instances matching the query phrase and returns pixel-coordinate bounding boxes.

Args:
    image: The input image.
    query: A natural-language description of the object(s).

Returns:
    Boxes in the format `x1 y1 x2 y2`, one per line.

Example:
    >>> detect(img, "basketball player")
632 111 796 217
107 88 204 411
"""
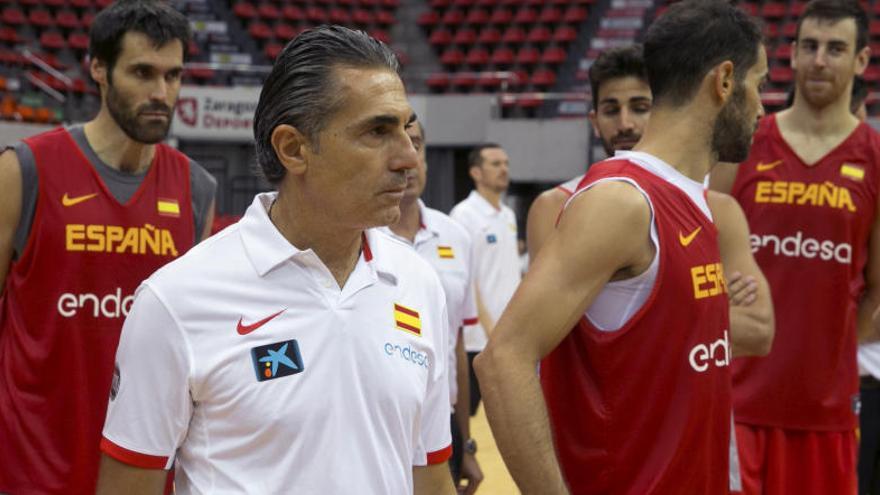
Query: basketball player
527 45 773 358
0 2 215 493
476 1 767 493
710 1 880 493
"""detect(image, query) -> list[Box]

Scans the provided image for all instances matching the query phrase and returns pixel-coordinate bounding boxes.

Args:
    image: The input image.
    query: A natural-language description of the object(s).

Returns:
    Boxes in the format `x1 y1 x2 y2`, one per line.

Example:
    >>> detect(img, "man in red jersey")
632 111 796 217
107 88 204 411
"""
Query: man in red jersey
710 1 879 493
475 1 767 493
0 1 215 493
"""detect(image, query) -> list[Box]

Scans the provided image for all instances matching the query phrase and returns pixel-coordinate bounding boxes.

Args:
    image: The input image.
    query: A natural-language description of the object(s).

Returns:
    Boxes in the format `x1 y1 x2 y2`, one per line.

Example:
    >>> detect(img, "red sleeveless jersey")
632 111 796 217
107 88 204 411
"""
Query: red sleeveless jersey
0 128 195 494
730 115 880 431
541 159 731 494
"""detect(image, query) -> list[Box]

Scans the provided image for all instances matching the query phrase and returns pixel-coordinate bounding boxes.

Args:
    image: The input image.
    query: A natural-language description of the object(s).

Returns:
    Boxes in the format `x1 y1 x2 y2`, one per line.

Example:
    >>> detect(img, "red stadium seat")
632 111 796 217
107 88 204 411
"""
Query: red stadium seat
81 11 95 28
68 31 89 51
233 2 258 19
515 45 540 65
40 31 67 50
490 46 515 66
265 42 283 60
478 26 501 45
352 9 374 24
56 11 80 30
441 9 464 25
369 29 390 44
541 46 567 65
426 72 451 92
274 23 296 41
329 8 351 24
760 2 785 19
429 28 453 46
863 65 880 83
376 10 394 25
282 5 304 21
257 3 280 20
563 6 588 23
553 25 577 43
0 27 22 44
501 26 525 44
306 6 327 23
465 46 489 66
489 9 512 24
418 11 439 27
538 7 562 23
440 47 464 66
774 43 792 61
781 22 797 39
526 26 551 44
465 9 489 25
513 8 537 24
451 72 477 90
29 9 55 28
248 22 273 40
531 68 556 88
453 28 477 45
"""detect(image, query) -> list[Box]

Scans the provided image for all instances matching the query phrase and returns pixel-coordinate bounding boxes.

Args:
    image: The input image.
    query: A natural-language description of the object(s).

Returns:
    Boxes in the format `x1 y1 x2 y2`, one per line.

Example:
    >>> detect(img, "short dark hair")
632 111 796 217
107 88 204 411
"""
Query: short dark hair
588 45 648 109
643 0 763 107
89 0 190 80
797 0 868 52
468 143 502 169
253 25 400 185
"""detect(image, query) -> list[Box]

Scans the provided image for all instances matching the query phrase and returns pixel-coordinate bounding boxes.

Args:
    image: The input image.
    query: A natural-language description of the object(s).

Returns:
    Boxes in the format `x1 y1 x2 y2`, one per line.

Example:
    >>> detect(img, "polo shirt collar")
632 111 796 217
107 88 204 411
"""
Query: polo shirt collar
468 190 502 216
377 200 438 246
241 192 379 278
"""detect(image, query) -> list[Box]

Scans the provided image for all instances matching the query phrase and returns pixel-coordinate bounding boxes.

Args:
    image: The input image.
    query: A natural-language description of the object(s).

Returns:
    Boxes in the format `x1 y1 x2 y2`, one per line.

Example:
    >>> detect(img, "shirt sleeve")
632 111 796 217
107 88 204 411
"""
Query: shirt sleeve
100 283 194 470
414 283 453 466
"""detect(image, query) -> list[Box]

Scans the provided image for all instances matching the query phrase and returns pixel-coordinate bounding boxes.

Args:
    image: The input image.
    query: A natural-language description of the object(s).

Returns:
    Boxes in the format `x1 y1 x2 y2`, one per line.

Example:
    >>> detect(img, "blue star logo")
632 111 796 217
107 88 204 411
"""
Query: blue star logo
259 342 298 376
251 339 305 382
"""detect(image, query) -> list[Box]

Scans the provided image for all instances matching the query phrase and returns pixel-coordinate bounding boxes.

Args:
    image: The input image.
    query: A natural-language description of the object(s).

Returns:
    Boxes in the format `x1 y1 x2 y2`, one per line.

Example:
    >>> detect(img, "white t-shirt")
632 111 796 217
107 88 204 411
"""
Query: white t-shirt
379 200 478 406
101 192 452 494
450 190 521 352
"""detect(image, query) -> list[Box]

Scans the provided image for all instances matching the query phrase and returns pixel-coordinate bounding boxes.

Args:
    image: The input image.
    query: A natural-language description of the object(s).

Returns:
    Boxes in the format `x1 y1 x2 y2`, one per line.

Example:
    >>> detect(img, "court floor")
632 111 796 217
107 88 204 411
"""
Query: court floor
469 405 518 494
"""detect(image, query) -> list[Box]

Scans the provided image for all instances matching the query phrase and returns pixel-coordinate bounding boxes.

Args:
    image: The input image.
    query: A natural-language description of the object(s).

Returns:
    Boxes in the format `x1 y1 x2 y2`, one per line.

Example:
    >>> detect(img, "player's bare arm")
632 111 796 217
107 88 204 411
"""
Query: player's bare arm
413 462 456 495
0 150 22 296
475 181 653 495
526 188 568 257
708 191 774 356
708 162 740 195
859 196 880 343
95 455 166 495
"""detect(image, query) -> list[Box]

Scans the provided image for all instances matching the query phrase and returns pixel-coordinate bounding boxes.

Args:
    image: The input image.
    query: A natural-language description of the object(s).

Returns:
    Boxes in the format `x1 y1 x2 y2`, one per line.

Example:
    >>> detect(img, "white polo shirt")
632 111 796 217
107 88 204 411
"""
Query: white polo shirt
101 192 452 494
450 190 521 352
379 200 478 406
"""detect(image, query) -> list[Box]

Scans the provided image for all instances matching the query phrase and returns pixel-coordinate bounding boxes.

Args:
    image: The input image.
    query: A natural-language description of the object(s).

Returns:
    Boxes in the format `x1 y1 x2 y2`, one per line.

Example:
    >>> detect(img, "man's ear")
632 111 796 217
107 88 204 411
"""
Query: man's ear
469 165 482 184
271 124 311 176
712 60 736 104
90 57 108 87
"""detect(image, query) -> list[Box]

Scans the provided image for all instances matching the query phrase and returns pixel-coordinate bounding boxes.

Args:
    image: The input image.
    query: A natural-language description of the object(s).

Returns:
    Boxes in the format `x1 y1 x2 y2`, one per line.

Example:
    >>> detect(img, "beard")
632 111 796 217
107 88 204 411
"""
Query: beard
601 129 641 156
711 83 755 163
106 83 173 144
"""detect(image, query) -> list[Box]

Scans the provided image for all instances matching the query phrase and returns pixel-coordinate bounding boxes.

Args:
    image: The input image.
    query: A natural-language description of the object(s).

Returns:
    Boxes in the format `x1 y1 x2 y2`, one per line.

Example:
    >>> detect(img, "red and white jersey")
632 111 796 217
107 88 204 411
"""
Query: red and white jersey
555 173 585 196
541 152 731 494
379 200 477 405
730 114 880 431
102 193 452 494
0 128 194 495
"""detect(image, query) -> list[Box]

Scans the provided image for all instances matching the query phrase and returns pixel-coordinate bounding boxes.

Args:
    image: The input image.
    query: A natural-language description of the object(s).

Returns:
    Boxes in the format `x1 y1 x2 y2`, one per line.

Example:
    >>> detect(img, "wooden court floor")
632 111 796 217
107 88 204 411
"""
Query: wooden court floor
469 405 519 494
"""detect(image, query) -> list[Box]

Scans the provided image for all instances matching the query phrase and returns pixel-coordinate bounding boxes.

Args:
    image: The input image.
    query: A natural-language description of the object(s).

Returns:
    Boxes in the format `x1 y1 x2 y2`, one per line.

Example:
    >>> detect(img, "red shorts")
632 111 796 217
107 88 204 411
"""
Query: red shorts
732 423 856 495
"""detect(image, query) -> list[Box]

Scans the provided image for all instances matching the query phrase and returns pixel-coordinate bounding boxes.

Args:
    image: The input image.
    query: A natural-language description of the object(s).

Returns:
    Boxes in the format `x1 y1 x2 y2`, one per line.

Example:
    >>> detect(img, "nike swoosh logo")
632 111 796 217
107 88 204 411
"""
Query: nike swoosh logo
61 193 98 207
755 160 782 172
679 226 702 247
237 309 285 335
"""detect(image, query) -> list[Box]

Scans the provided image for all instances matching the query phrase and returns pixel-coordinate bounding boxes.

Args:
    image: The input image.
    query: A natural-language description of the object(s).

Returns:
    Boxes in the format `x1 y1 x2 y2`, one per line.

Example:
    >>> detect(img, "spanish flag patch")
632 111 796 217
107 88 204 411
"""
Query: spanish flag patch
840 164 865 182
437 245 454 259
394 303 421 336
157 198 180 217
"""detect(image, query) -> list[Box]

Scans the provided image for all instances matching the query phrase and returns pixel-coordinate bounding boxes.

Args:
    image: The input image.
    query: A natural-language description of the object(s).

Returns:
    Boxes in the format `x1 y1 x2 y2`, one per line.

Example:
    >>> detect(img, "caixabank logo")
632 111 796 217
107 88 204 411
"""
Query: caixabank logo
251 340 304 382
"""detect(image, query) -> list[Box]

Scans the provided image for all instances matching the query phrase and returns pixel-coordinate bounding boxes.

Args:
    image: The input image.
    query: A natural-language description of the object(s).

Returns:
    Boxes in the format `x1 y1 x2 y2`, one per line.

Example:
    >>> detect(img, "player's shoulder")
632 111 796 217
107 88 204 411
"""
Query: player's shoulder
423 206 471 245
370 229 446 292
